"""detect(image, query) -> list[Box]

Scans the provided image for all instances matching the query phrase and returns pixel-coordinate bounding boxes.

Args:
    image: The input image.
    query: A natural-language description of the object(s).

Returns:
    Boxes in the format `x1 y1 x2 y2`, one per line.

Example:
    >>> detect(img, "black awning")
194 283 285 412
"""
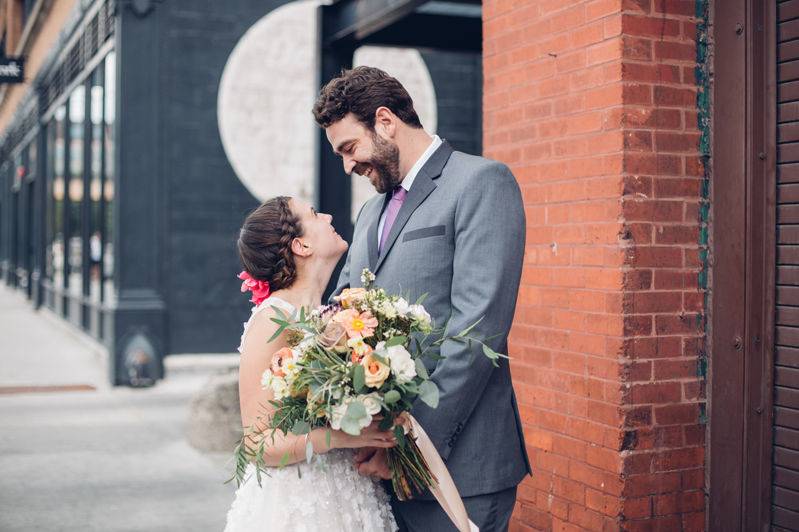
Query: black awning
322 0 482 52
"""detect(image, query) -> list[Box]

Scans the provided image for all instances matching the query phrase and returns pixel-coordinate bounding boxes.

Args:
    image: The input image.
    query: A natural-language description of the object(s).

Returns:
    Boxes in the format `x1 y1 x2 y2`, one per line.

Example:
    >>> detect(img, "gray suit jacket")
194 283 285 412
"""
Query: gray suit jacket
334 141 532 498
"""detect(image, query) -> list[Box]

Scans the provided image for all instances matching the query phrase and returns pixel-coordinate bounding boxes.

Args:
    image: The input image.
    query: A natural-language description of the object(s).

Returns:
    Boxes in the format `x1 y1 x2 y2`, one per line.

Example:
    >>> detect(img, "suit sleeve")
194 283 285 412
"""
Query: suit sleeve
331 247 353 300
329 201 368 302
411 162 526 461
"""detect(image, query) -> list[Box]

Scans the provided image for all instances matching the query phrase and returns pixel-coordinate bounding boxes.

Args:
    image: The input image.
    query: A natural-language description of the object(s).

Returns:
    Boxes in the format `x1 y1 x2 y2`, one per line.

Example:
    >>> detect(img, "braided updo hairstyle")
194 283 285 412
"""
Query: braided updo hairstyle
237 196 303 291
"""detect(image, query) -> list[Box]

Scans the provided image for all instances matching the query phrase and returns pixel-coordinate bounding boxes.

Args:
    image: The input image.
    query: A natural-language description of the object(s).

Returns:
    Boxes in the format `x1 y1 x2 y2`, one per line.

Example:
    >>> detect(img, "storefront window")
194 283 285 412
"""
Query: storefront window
25 140 36 288
45 121 54 282
51 106 66 295
90 66 104 304
67 86 84 299
14 150 24 282
103 52 115 304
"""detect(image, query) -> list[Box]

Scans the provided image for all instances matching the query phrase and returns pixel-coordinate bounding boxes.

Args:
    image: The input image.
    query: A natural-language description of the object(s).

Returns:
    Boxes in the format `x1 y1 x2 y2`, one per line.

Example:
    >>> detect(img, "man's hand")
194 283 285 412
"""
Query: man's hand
354 447 392 480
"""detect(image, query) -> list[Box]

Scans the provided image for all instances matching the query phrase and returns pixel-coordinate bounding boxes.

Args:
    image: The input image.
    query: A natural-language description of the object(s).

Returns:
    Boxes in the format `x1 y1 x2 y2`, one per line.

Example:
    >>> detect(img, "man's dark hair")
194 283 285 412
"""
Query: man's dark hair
313 66 423 129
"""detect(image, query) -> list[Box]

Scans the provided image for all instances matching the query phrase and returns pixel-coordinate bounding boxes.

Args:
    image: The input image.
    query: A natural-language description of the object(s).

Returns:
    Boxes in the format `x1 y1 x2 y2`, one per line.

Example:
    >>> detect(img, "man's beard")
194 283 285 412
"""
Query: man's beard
353 132 401 194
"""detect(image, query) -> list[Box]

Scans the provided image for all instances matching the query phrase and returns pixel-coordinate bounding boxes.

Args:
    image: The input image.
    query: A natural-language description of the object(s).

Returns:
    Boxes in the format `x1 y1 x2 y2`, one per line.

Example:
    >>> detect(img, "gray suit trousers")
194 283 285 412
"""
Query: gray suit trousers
390 486 517 532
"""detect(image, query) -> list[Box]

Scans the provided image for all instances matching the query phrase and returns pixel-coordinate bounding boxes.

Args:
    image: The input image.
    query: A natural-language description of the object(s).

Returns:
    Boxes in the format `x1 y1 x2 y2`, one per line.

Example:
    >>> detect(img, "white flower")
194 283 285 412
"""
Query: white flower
298 334 315 352
358 392 383 415
384 344 417 383
360 269 376 286
409 304 432 330
394 297 411 316
329 401 349 431
330 397 374 431
347 337 371 357
262 372 289 400
379 301 398 319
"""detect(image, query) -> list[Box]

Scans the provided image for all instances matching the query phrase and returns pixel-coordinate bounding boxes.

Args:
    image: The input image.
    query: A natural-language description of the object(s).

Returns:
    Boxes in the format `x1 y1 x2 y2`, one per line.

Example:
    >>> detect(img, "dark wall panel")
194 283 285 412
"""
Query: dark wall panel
159 1 286 354
420 50 482 156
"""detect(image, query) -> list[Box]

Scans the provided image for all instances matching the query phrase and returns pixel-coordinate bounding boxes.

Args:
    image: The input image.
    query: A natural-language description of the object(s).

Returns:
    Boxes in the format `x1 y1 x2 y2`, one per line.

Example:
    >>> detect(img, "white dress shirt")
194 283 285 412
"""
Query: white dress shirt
376 135 443 246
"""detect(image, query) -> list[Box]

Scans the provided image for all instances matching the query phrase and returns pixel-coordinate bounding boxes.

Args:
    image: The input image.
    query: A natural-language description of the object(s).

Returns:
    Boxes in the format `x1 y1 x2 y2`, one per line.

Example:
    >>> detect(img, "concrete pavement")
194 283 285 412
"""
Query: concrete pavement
0 287 240 531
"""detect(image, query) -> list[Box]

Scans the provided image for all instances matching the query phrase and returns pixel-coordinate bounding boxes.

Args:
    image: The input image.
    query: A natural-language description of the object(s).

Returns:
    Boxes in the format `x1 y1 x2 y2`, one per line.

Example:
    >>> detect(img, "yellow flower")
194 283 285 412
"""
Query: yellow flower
333 309 379 339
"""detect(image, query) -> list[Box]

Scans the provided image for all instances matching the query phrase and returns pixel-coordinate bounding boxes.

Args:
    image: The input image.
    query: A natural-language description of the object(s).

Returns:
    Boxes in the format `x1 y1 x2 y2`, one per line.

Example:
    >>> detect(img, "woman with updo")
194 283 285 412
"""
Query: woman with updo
224 197 398 532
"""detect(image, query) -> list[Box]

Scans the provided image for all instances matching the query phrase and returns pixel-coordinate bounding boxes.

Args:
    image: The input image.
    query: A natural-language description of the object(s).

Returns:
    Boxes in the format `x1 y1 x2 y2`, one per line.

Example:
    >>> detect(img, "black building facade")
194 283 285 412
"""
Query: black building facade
0 0 482 385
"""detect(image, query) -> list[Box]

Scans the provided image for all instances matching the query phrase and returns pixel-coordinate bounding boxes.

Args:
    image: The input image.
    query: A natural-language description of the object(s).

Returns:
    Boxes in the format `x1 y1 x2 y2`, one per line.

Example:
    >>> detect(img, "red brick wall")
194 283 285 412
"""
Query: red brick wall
483 1 706 530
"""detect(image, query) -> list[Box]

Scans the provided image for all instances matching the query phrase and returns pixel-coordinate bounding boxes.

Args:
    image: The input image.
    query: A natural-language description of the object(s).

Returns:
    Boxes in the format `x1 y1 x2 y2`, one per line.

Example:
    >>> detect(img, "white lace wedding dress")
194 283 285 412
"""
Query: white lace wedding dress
223 296 397 532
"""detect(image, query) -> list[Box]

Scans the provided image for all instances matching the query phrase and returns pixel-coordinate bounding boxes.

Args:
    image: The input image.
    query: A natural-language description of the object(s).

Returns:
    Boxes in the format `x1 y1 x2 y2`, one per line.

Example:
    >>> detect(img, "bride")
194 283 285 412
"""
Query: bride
224 196 398 532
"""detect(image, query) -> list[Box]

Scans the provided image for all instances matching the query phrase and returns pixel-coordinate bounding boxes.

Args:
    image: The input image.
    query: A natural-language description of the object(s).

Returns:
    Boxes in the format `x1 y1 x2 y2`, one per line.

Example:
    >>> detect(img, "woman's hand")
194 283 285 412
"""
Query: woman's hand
327 420 397 450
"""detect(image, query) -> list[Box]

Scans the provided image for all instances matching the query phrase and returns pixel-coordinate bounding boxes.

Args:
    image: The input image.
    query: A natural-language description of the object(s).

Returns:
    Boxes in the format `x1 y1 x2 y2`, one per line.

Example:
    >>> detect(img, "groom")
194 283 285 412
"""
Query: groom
314 66 531 531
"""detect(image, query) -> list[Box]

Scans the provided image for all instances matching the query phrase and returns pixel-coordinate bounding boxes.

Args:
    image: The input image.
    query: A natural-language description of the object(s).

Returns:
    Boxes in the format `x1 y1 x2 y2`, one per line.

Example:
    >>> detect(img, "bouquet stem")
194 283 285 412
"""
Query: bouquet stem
387 432 437 501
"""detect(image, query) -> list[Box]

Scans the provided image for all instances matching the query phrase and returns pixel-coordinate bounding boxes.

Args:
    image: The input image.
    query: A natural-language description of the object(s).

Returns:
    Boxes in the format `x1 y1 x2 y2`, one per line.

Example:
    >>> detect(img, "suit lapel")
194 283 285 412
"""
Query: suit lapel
366 193 388 272
374 141 454 273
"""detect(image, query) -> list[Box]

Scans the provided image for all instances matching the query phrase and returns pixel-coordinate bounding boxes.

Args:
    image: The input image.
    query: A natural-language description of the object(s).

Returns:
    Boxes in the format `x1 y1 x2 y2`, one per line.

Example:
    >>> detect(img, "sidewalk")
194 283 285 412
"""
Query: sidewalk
0 286 240 531
0 287 107 391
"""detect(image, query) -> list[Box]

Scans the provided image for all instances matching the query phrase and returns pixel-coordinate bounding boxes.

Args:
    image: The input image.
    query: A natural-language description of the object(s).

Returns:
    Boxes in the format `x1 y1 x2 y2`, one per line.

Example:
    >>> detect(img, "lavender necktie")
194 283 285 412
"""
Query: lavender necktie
379 186 407 254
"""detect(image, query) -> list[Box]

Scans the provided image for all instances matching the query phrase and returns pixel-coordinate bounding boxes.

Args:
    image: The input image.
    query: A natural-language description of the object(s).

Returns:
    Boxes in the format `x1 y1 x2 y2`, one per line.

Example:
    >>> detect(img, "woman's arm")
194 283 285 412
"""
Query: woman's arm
238 307 395 467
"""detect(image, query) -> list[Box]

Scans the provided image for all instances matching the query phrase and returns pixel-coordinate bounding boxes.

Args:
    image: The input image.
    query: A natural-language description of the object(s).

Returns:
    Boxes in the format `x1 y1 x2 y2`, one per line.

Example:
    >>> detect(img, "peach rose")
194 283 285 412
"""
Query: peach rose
362 353 390 388
337 287 367 309
318 321 348 353
270 347 294 378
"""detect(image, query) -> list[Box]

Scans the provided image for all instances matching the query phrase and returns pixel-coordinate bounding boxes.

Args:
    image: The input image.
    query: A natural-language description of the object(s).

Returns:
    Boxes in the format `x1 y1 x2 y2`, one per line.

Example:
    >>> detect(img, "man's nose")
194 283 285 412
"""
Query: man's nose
343 156 356 175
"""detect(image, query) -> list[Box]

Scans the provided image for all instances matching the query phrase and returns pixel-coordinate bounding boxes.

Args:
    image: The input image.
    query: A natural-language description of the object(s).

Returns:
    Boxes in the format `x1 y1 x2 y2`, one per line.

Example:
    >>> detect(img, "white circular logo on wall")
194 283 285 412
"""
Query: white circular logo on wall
217 0 437 221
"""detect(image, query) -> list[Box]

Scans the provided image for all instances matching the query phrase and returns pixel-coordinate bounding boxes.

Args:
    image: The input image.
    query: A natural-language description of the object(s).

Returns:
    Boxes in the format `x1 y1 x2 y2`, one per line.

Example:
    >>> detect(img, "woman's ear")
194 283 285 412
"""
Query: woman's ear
291 238 312 257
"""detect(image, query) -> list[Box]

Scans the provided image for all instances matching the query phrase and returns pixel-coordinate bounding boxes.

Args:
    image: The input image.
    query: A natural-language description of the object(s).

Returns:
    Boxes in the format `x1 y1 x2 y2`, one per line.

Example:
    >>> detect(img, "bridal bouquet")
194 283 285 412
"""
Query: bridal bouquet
231 268 504 501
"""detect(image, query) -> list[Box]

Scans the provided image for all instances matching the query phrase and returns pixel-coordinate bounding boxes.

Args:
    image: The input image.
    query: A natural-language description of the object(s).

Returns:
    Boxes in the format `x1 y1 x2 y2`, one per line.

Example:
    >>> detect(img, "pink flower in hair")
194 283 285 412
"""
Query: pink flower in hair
238 271 271 306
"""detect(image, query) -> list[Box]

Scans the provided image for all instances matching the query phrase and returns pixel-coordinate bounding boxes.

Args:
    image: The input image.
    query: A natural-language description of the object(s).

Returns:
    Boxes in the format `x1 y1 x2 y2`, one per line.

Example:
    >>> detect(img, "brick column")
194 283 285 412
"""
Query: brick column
483 1 707 530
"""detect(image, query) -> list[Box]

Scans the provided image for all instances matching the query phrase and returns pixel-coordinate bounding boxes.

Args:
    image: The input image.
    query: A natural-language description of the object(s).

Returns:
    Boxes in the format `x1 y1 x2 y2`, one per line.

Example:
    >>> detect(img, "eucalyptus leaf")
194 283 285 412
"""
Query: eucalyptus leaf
291 419 311 435
414 358 429 380
352 364 365 393
379 415 395 431
386 335 408 347
482 344 501 368
340 400 368 435
383 389 401 405
305 439 314 464
345 400 367 420
340 416 361 436
454 316 484 339
325 430 331 449
279 451 291 468
419 380 439 408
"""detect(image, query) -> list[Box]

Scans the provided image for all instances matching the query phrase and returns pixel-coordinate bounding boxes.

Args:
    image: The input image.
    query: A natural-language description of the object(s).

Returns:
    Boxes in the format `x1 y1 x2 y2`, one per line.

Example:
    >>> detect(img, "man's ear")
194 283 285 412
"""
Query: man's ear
374 107 397 138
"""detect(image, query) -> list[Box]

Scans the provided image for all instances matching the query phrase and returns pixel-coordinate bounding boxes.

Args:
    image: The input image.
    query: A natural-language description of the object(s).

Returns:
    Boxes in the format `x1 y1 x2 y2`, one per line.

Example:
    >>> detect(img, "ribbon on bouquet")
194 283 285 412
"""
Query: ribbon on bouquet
399 413 480 532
